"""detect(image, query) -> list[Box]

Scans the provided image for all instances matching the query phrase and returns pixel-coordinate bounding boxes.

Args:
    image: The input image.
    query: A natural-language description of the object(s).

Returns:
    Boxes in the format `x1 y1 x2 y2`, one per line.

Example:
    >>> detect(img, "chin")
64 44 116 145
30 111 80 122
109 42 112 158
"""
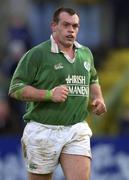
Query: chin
65 41 73 47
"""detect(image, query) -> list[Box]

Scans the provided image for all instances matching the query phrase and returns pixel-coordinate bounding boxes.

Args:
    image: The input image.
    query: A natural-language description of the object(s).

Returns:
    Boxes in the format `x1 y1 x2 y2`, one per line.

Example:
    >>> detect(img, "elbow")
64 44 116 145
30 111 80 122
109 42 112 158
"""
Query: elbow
9 92 17 99
8 89 23 100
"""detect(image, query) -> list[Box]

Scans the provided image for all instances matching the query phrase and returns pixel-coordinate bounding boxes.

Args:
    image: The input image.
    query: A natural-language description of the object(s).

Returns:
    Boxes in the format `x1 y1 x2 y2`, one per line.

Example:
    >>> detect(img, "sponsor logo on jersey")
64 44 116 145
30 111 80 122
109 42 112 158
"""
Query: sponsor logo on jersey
54 63 64 70
68 84 89 96
66 75 89 97
84 61 90 71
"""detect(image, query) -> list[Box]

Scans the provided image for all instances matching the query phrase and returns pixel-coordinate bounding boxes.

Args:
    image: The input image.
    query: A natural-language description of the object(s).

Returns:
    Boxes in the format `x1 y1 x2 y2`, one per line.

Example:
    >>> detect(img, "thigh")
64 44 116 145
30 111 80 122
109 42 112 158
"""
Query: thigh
28 172 52 180
62 122 92 158
21 122 62 175
60 154 91 180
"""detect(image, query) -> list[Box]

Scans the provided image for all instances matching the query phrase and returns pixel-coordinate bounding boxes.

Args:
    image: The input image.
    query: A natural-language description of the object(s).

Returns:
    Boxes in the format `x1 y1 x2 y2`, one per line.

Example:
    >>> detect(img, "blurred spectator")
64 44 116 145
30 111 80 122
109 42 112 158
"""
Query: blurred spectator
0 89 25 135
7 15 32 50
0 96 24 135
0 41 26 135
1 40 26 78
0 71 20 134
0 46 6 65
0 98 9 134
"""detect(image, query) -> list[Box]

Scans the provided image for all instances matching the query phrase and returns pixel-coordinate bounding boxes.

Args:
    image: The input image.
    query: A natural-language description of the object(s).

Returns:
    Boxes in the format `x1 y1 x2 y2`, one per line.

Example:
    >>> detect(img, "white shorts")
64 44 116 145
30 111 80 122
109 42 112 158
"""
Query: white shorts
21 121 92 174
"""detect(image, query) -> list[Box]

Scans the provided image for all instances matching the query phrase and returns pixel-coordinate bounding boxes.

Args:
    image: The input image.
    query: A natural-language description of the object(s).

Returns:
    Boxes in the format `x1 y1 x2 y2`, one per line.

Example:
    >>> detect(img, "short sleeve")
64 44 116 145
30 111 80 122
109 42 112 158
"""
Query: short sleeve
89 49 99 84
9 48 40 94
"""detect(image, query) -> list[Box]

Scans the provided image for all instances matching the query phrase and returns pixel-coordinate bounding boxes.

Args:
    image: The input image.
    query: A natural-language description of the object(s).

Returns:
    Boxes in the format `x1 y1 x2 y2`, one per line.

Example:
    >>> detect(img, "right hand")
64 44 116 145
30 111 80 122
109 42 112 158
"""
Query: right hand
51 85 69 103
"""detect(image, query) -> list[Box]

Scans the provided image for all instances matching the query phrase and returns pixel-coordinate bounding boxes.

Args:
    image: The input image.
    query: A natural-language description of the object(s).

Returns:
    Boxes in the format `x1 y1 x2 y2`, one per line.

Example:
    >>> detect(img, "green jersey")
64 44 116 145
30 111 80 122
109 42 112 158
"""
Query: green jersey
9 37 99 126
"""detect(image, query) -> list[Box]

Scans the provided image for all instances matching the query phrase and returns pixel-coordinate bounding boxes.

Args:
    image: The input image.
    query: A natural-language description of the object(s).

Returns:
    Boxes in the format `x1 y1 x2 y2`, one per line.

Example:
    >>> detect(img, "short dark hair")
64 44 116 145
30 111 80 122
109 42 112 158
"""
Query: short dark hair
52 7 79 23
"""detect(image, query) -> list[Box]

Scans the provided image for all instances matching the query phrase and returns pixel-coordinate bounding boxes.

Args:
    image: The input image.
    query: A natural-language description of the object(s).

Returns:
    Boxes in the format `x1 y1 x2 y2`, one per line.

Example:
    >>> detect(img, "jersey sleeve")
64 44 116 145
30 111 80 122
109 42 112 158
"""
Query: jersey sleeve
89 49 99 84
9 47 40 94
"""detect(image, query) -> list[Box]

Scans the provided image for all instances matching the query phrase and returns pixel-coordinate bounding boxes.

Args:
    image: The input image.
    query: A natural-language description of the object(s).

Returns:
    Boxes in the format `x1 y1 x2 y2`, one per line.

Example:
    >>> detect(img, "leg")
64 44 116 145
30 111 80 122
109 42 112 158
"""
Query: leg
22 122 63 180
28 172 52 180
60 154 91 180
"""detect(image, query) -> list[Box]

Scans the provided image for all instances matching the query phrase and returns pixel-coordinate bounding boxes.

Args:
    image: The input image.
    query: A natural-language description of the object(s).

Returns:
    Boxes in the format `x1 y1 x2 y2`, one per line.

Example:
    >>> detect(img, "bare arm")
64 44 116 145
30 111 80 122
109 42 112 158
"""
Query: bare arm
10 85 69 103
90 83 107 115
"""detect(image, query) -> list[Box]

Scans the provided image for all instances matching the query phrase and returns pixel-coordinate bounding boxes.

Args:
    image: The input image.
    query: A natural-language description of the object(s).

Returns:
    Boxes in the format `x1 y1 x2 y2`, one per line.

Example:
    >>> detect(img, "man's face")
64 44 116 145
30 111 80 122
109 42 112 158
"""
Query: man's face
52 12 80 47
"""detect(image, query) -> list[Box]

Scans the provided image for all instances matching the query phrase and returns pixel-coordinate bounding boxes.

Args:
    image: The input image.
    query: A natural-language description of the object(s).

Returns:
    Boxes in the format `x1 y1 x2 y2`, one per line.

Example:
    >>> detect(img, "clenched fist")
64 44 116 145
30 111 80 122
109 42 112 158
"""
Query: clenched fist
51 85 69 102
91 98 107 115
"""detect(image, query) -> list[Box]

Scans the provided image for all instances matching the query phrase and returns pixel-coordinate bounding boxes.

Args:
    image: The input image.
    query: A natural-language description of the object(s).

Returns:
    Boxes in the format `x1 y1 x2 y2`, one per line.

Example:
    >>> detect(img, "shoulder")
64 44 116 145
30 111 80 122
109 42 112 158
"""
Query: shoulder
21 40 51 61
78 43 93 60
29 39 51 55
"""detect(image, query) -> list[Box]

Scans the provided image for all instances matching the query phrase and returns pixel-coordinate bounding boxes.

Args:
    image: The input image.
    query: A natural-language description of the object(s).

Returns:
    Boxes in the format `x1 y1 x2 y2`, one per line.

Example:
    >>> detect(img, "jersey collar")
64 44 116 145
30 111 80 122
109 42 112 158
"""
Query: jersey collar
50 35 82 53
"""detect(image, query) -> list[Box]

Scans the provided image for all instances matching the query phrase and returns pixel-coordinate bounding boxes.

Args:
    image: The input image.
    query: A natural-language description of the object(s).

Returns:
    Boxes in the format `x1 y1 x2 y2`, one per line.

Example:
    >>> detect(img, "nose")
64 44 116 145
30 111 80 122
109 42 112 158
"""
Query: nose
68 25 74 32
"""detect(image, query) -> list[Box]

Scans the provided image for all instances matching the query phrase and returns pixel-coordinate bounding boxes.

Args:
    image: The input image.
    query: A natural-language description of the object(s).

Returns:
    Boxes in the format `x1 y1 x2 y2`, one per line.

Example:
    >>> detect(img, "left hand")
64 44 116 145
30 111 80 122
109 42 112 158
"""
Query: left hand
91 99 107 115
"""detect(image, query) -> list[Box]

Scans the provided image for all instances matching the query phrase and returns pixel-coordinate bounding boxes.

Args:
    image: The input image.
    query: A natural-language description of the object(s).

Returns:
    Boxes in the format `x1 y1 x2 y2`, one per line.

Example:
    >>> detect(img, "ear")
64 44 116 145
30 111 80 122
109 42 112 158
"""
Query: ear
51 22 57 32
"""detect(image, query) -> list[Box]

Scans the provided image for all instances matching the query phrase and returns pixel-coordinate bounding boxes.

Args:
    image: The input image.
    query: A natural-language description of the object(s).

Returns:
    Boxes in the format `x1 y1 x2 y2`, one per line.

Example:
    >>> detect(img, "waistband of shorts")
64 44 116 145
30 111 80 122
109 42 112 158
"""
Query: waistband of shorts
29 120 68 129
29 120 87 130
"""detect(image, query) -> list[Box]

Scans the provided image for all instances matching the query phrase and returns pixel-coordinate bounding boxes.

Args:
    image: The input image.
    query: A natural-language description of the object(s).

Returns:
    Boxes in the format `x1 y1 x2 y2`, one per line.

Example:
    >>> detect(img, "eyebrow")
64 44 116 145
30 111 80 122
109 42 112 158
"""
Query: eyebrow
63 21 79 27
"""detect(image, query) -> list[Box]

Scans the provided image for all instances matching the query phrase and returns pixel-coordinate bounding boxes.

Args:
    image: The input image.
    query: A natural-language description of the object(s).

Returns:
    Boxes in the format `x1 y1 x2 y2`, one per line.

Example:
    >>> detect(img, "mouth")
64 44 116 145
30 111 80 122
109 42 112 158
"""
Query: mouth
66 35 74 41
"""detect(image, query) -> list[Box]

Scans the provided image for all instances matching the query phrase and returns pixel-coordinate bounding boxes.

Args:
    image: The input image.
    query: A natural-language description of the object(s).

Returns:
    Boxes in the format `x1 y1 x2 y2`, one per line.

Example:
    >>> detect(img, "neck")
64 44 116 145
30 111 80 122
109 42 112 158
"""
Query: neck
52 34 75 59
53 34 73 50
59 42 74 58
59 43 73 53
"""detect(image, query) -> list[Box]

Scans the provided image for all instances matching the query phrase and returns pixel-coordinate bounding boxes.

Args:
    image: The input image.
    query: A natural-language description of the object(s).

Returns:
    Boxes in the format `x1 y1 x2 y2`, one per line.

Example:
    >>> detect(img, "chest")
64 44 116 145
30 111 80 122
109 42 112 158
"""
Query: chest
34 52 91 88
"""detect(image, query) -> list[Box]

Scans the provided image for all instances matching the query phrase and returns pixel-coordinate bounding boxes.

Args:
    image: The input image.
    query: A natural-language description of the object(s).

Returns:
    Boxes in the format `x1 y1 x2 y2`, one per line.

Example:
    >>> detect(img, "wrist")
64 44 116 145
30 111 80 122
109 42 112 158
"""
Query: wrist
44 90 53 101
